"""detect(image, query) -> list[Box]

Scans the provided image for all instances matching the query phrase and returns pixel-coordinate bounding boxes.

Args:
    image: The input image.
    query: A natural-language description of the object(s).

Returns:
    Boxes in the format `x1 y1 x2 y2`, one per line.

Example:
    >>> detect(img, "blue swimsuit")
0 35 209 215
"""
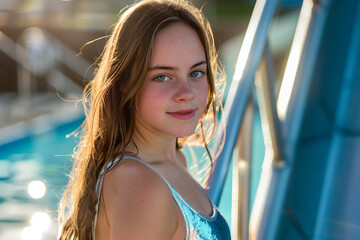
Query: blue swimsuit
93 156 231 240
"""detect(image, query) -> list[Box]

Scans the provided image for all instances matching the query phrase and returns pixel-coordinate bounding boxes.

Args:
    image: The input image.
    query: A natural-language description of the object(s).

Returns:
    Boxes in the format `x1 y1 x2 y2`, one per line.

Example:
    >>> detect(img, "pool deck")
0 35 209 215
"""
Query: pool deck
0 93 84 146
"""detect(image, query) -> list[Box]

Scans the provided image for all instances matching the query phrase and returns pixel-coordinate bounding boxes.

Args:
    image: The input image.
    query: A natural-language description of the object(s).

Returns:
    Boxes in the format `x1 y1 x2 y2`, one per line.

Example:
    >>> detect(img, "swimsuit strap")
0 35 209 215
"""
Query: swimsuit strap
92 155 173 239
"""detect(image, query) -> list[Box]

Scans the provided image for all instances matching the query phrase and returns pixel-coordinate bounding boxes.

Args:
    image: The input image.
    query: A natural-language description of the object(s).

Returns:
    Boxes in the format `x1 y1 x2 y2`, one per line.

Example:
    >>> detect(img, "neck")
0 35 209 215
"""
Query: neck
129 128 179 164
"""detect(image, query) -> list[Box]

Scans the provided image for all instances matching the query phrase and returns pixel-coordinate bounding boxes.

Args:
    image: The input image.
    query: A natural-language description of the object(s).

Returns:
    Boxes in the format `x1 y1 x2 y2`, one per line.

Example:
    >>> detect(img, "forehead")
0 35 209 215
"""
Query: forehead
149 22 206 67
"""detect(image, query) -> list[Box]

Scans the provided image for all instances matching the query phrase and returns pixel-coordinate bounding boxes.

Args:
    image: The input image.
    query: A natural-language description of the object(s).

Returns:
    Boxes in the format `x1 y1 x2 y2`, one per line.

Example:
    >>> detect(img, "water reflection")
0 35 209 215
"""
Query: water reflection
27 181 46 199
0 117 82 239
31 212 51 231
20 212 52 240
22 226 42 240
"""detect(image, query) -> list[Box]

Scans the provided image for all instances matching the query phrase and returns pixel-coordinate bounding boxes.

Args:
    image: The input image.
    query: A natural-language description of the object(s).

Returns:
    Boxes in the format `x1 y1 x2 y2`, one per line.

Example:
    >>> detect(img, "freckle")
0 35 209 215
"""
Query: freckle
143 183 146 186
140 199 143 203
135 178 138 181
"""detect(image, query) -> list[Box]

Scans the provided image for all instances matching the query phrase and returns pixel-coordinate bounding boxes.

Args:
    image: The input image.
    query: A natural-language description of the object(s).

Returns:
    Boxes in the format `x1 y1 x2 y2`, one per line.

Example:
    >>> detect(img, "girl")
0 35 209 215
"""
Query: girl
58 0 230 239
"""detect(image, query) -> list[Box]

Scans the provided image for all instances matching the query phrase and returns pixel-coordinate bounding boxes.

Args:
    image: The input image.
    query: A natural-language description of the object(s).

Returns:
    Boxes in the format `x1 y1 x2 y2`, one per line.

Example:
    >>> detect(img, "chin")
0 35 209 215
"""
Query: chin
175 128 198 138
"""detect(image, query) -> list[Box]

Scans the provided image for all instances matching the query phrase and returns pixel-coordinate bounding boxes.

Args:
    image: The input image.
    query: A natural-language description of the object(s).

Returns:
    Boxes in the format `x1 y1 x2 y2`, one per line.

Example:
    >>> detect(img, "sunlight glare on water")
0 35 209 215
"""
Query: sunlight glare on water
31 212 51 231
21 226 43 240
27 180 46 199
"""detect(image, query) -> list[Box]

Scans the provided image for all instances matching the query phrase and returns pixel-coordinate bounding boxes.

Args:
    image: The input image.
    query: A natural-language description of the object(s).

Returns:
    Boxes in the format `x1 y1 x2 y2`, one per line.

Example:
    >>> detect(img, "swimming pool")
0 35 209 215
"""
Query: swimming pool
0 115 83 240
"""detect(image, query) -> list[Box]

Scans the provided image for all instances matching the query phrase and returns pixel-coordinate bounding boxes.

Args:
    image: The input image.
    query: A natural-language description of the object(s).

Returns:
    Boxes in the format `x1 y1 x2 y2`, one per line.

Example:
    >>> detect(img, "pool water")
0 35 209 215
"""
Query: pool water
0 117 83 240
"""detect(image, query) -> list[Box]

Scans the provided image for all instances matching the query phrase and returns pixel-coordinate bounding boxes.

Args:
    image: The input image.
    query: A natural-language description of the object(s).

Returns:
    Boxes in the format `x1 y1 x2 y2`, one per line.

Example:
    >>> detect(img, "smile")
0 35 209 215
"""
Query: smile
167 109 196 120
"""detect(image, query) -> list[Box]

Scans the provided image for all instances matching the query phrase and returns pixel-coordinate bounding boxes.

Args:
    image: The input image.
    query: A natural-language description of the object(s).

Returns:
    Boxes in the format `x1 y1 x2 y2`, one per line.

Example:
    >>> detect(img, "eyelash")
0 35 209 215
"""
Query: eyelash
153 75 170 82
190 70 205 78
153 70 205 82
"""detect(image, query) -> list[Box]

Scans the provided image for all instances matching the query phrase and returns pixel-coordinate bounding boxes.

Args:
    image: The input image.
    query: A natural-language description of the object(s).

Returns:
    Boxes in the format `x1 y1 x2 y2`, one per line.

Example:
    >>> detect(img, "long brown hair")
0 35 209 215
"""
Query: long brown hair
58 0 225 239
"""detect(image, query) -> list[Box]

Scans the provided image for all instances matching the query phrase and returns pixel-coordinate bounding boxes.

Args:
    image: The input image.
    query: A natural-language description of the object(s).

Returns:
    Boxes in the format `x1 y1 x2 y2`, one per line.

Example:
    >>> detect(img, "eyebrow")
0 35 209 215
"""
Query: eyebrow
148 60 207 71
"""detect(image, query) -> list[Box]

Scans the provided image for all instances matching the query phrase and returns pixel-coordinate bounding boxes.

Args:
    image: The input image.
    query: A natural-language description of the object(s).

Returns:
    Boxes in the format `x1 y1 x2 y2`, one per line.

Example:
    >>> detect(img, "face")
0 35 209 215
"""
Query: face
136 22 208 139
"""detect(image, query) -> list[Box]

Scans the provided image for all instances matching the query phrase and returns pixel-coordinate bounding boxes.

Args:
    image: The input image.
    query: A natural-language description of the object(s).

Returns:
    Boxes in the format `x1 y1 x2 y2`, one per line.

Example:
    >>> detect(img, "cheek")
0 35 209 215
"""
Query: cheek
136 86 164 118
136 87 150 117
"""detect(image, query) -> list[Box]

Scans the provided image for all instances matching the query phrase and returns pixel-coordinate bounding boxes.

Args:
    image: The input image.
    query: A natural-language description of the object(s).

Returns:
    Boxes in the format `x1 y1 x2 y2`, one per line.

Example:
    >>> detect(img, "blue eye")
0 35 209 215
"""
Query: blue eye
190 71 204 78
154 75 170 82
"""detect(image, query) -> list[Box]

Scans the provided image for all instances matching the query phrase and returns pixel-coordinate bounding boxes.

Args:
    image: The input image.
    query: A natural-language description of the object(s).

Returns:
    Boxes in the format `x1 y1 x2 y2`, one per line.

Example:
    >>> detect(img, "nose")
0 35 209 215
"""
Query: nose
173 78 194 102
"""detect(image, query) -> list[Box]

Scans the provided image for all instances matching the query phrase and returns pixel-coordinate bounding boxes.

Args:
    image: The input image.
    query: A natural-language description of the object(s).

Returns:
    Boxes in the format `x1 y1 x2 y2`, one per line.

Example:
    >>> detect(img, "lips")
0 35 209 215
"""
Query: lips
167 109 196 120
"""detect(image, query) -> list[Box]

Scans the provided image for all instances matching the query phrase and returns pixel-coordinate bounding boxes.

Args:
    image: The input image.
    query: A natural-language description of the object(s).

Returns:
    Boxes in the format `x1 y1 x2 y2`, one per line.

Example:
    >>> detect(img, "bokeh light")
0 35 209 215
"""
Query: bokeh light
31 211 51 231
21 226 43 240
27 180 46 199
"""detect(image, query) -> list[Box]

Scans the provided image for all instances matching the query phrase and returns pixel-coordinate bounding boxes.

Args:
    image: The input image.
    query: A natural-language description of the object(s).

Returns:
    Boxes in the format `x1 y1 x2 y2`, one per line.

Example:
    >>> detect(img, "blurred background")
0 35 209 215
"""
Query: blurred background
1 0 360 239
0 0 256 239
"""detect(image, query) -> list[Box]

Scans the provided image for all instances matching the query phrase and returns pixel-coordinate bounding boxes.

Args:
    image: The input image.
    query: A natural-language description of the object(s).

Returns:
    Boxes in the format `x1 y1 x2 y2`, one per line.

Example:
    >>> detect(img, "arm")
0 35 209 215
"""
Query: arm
102 159 178 240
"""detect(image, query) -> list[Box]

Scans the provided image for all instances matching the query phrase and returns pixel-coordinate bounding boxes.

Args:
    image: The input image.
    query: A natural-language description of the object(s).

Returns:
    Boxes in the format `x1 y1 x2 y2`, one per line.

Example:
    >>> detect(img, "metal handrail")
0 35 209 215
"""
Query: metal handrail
44 30 94 82
231 99 253 240
250 0 323 239
0 28 92 120
0 31 31 72
207 0 280 205
256 43 284 166
0 28 93 91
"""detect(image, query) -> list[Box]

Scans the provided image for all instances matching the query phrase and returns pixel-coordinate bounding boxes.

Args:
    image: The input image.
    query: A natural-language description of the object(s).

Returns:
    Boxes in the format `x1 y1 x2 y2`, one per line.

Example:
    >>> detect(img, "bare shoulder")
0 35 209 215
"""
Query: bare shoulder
105 158 171 197
101 158 178 239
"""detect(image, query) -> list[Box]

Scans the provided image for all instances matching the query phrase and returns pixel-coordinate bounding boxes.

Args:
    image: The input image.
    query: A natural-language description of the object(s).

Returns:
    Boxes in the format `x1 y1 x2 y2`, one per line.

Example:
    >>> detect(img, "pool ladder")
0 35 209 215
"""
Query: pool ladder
206 0 325 239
